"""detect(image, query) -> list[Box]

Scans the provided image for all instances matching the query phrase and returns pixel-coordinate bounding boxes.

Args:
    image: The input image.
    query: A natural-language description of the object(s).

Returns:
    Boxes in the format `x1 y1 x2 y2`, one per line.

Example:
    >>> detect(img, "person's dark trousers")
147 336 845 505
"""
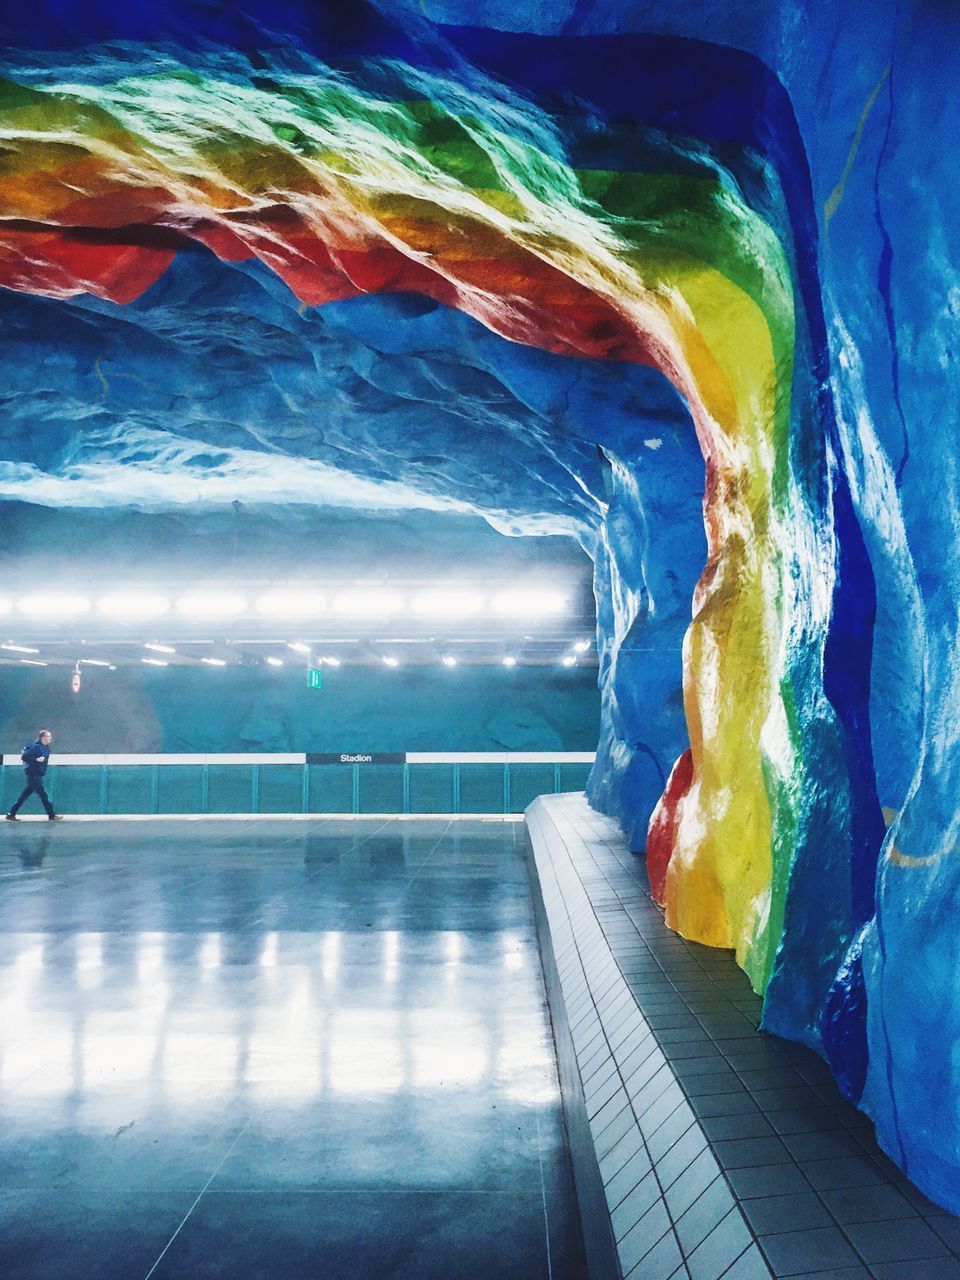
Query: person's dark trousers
9 779 55 817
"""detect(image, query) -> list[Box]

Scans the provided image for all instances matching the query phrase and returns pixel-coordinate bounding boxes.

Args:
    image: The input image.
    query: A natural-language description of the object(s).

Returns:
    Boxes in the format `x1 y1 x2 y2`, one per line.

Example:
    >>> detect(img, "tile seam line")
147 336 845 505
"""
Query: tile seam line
535 1112 555 1280
142 1118 252 1280
402 817 455 891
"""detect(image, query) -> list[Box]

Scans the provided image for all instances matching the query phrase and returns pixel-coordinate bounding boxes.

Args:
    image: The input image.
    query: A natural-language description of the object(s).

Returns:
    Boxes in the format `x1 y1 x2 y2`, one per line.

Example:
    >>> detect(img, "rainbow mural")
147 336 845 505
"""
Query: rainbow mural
6 0 945 1203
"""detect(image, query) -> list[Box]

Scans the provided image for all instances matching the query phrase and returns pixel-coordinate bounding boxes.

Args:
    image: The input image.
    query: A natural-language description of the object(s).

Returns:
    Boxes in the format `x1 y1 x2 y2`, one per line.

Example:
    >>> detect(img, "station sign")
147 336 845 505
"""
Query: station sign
306 752 405 765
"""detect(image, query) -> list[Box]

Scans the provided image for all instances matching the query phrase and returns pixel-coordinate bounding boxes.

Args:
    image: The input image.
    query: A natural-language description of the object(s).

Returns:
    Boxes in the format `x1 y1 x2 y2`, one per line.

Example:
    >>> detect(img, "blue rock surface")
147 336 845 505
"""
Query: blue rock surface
1 0 959 1210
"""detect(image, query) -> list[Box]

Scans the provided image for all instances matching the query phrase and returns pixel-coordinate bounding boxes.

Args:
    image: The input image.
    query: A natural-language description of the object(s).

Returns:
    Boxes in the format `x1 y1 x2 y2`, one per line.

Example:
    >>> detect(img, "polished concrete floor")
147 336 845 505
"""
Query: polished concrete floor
0 818 586 1280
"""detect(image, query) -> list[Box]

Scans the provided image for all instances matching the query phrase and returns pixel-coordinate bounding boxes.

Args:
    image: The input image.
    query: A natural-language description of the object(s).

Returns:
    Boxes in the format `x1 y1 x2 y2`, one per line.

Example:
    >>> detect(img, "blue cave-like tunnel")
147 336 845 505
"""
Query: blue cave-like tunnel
2 0 960 1240
0 250 707 829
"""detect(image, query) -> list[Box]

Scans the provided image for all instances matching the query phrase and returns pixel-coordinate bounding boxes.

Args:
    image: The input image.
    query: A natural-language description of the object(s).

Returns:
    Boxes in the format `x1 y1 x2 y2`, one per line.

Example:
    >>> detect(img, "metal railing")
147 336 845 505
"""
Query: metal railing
0 752 595 816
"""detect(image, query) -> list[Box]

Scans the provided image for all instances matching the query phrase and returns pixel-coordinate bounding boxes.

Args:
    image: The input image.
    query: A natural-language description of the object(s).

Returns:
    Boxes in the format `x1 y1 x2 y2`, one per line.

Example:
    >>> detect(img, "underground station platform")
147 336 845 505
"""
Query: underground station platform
2 799 958 1280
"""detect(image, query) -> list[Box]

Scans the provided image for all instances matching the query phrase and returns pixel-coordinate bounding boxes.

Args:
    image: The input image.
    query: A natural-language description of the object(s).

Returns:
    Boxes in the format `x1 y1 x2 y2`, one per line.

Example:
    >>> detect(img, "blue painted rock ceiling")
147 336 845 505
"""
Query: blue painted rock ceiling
1 0 959 1209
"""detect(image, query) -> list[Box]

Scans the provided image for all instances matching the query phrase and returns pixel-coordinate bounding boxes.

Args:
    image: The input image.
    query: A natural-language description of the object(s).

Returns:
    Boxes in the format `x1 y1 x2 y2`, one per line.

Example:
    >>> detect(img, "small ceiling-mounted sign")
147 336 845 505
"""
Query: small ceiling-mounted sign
306 666 323 690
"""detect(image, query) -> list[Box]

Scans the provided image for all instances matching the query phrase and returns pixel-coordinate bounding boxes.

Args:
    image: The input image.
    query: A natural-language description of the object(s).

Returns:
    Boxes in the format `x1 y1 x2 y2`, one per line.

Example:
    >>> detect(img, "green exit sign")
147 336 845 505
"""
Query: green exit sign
306 666 323 690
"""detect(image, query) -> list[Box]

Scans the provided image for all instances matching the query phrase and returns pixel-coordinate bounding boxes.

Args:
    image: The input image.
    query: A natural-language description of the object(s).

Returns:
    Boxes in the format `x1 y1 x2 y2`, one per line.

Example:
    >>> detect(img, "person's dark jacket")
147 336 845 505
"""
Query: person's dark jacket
21 742 50 778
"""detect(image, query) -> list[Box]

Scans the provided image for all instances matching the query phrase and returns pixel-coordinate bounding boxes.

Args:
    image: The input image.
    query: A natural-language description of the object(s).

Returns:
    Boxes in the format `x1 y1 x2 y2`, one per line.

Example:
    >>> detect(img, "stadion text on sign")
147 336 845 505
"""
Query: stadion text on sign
305 753 406 765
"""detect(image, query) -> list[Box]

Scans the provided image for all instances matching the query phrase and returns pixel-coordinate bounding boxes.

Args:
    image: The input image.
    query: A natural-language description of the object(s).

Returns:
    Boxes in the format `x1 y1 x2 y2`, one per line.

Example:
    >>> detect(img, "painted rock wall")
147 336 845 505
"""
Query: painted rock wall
0 663 599 754
1 0 959 1208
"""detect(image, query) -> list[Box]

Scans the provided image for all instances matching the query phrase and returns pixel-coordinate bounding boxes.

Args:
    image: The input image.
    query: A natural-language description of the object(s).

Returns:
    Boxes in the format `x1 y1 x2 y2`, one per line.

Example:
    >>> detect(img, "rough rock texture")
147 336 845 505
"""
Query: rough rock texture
1 0 958 1208
0 664 599 754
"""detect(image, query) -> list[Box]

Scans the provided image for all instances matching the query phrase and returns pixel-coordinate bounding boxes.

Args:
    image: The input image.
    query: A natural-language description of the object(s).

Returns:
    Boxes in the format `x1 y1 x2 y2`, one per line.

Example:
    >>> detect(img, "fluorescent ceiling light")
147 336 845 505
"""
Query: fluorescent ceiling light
255 591 326 618
144 643 175 654
266 656 284 667
332 590 405 617
176 592 247 619
502 656 517 667
382 656 400 667
490 591 567 617
1 643 39 654
322 655 341 666
287 641 311 654
97 591 170 619
441 655 458 667
410 590 484 618
142 658 168 667
80 659 111 668
20 659 48 667
574 639 591 653
201 657 227 667
17 592 91 618
561 655 576 667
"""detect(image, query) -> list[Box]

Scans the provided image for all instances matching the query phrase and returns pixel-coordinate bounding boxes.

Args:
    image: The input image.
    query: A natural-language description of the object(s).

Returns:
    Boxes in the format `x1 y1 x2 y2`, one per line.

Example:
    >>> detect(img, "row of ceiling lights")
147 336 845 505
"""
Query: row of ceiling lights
0 588 569 621
1 639 594 670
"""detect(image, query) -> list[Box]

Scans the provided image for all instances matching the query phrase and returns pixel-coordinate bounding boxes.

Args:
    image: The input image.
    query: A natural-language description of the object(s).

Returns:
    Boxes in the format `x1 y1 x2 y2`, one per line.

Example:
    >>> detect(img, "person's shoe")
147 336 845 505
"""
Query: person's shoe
48 814 63 821
4 813 18 821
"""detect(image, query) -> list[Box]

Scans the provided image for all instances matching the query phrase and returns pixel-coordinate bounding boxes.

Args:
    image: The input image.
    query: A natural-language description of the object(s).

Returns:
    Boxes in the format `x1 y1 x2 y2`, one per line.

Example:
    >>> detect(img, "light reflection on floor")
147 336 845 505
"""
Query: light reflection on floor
0 818 585 1280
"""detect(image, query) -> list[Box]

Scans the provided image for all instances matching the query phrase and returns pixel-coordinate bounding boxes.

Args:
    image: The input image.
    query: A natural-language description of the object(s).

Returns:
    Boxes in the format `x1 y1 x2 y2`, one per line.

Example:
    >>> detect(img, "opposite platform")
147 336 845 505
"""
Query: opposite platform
526 793 960 1280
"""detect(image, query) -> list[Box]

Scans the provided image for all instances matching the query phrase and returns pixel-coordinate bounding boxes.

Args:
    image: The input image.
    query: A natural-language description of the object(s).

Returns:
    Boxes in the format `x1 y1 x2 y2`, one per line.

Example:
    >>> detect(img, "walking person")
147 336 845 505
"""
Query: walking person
5 730 62 821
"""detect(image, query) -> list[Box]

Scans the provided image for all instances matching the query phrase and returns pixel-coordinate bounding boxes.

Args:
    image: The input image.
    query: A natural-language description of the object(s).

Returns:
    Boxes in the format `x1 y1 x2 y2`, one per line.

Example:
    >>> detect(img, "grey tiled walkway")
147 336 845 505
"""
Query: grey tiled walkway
0 817 586 1280
527 794 960 1280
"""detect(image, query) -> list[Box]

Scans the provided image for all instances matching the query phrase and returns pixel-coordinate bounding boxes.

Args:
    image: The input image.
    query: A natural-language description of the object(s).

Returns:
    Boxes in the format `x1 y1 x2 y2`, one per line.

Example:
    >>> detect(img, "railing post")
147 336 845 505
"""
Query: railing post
302 763 310 814
503 763 510 815
99 765 108 816
402 764 410 815
201 764 209 814
352 764 360 814
453 764 461 814
554 762 562 794
151 765 159 814
251 764 260 814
